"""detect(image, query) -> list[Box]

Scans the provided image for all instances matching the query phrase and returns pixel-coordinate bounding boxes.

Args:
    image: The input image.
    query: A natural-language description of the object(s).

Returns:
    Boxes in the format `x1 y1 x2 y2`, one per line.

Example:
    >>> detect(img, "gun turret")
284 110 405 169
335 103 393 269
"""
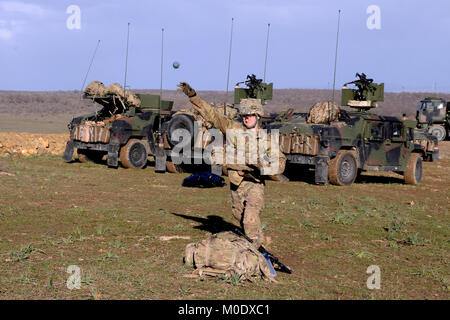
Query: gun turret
234 74 273 105
341 73 384 111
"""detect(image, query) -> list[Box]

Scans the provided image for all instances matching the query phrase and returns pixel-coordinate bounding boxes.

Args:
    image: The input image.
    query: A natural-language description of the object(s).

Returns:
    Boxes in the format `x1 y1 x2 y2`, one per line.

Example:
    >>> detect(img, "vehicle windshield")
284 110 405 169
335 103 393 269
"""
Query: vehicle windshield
418 101 434 112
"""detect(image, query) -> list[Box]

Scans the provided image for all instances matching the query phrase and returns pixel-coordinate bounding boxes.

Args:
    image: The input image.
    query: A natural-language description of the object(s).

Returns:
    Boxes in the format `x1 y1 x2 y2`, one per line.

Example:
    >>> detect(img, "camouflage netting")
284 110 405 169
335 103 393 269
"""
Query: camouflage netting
106 83 141 107
84 81 107 96
184 231 275 282
84 81 141 107
307 101 340 124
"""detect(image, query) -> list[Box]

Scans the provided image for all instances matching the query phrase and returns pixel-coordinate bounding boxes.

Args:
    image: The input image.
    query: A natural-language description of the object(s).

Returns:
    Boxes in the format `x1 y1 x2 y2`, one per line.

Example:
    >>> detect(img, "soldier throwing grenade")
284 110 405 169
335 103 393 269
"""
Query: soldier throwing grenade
177 82 286 248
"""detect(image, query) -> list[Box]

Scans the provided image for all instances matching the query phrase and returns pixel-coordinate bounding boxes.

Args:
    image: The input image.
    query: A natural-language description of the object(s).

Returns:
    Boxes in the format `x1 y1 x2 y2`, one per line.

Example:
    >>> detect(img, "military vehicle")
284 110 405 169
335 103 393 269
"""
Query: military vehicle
62 82 173 169
416 97 450 141
160 74 273 174
268 73 439 186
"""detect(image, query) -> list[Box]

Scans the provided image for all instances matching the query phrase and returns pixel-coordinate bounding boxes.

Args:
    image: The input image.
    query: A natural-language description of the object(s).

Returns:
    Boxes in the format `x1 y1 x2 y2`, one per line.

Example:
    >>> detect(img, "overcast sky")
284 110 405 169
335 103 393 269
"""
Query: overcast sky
0 0 449 92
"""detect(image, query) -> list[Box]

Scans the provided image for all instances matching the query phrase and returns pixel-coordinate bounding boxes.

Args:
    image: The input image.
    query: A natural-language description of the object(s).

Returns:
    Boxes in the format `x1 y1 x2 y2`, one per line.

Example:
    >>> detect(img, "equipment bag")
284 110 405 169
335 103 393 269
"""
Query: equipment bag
184 231 275 282
182 172 226 188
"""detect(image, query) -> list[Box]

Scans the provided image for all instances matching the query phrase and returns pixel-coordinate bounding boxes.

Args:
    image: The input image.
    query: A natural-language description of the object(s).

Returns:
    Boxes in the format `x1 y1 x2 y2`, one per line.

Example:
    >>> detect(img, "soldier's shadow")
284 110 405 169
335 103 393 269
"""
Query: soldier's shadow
171 213 242 235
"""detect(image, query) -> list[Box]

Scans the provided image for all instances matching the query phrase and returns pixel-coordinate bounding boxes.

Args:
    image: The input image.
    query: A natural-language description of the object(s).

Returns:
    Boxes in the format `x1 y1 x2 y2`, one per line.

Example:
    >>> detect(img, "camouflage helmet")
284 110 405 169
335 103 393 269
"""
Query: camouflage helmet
238 98 264 117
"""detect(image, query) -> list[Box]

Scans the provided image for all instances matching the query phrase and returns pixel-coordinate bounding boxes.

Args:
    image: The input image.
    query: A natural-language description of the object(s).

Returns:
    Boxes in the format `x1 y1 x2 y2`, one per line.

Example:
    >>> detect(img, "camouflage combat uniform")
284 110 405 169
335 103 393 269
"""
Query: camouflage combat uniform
178 83 286 247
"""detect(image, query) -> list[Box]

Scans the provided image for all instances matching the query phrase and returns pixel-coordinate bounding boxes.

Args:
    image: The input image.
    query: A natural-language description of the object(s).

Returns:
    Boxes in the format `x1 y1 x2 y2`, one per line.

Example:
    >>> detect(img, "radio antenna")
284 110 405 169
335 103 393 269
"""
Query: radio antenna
224 17 234 115
263 23 271 83
331 10 341 103
124 22 131 96
80 40 101 100
159 28 164 134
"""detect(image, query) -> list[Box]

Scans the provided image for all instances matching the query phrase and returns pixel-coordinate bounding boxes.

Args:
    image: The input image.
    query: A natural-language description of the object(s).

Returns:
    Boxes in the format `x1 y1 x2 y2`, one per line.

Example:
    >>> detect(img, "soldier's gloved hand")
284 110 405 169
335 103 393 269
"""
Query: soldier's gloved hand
177 82 196 97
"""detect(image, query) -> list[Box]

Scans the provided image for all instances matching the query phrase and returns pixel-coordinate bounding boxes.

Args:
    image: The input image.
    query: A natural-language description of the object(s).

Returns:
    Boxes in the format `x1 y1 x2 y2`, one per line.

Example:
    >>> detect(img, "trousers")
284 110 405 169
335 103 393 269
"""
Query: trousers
230 180 265 246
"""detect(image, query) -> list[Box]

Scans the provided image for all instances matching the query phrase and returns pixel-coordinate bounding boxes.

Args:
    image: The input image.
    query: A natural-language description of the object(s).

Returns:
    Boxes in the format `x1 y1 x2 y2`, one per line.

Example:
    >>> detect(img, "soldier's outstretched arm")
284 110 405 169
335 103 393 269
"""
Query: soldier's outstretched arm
177 82 235 134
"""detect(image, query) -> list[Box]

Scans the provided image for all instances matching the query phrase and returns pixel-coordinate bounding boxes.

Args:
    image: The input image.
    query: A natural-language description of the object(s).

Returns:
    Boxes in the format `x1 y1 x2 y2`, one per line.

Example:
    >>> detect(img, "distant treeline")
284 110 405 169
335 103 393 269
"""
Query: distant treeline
1 89 449 118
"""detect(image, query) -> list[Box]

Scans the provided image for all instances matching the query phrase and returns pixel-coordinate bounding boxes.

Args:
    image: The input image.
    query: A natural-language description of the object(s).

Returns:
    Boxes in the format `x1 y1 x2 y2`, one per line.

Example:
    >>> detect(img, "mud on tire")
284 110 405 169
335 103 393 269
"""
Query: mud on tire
119 139 148 169
328 150 358 186
404 153 422 185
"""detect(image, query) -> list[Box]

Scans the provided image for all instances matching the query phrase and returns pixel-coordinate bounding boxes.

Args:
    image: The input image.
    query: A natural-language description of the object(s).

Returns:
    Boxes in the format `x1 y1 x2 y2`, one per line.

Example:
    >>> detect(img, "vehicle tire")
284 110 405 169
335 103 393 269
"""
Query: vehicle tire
404 153 422 185
167 114 195 148
428 125 446 141
77 149 104 163
119 139 148 169
166 160 184 173
328 150 358 186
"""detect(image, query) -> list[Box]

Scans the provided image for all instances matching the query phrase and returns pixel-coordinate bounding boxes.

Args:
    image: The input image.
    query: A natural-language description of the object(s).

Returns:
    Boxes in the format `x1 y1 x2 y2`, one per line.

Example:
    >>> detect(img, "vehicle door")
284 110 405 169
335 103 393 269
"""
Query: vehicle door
383 121 405 168
363 120 386 167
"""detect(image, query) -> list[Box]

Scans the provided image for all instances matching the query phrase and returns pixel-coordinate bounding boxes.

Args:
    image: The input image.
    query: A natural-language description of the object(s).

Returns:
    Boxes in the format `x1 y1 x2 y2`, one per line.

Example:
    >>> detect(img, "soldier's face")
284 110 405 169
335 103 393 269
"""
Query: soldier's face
242 115 258 129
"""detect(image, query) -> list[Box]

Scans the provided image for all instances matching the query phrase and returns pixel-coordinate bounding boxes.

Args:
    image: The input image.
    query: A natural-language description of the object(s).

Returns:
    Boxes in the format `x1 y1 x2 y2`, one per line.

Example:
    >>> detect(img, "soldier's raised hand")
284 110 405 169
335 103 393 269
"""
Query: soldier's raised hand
177 82 196 97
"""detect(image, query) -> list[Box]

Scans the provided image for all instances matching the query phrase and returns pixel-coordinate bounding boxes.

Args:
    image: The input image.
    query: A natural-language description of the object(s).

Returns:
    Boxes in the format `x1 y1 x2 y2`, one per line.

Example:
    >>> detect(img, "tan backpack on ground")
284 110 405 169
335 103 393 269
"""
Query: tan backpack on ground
184 231 276 282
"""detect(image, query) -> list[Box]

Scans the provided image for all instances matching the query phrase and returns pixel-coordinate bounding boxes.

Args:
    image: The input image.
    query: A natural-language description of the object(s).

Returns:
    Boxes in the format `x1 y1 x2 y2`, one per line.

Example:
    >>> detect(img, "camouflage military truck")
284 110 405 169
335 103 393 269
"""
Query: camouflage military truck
268 74 439 186
160 74 273 174
62 81 173 169
416 97 450 141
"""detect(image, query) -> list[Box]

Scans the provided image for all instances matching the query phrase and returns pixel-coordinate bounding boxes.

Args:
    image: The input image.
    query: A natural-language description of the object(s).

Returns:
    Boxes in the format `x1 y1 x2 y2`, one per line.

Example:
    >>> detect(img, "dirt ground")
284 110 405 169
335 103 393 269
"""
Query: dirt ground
0 90 448 299
0 128 448 299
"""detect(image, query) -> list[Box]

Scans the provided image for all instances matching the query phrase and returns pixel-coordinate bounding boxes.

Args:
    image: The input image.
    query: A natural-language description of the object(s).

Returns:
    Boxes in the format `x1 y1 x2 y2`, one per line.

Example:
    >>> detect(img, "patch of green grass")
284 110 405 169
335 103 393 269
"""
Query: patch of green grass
6 244 44 262
330 209 356 225
71 227 89 242
306 199 322 211
384 217 408 240
99 251 119 262
261 221 269 231
17 273 37 284
179 284 192 295
321 234 334 241
302 218 318 228
309 231 320 239
347 249 373 259
96 225 109 236
402 233 427 246
411 267 429 277
109 239 124 249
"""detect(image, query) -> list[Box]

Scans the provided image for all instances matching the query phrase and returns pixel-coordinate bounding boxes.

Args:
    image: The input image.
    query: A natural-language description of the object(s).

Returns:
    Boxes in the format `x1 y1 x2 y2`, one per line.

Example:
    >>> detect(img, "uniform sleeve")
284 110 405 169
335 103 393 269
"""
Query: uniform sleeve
188 95 236 134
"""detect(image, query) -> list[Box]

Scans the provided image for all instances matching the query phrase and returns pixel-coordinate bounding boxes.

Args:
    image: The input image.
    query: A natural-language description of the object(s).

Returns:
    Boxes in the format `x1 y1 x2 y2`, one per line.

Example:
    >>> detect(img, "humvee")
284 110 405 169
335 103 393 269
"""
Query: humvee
416 97 450 141
160 74 273 174
62 86 173 169
268 74 439 186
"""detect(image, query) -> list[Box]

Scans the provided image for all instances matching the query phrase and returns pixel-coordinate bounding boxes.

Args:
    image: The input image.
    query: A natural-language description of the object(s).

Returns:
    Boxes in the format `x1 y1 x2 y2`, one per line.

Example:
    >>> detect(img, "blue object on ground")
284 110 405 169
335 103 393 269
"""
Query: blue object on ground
263 252 277 278
182 172 226 188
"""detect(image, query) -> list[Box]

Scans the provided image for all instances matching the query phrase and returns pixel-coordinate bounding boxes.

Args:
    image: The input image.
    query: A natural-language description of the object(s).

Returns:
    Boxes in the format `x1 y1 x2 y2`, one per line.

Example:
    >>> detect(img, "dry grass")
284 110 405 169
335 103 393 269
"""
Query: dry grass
2 89 450 132
0 143 448 300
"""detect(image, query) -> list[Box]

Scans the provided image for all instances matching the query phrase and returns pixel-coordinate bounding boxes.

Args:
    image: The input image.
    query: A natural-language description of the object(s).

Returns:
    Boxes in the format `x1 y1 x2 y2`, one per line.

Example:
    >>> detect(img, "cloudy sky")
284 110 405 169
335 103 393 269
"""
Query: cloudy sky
0 0 449 92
